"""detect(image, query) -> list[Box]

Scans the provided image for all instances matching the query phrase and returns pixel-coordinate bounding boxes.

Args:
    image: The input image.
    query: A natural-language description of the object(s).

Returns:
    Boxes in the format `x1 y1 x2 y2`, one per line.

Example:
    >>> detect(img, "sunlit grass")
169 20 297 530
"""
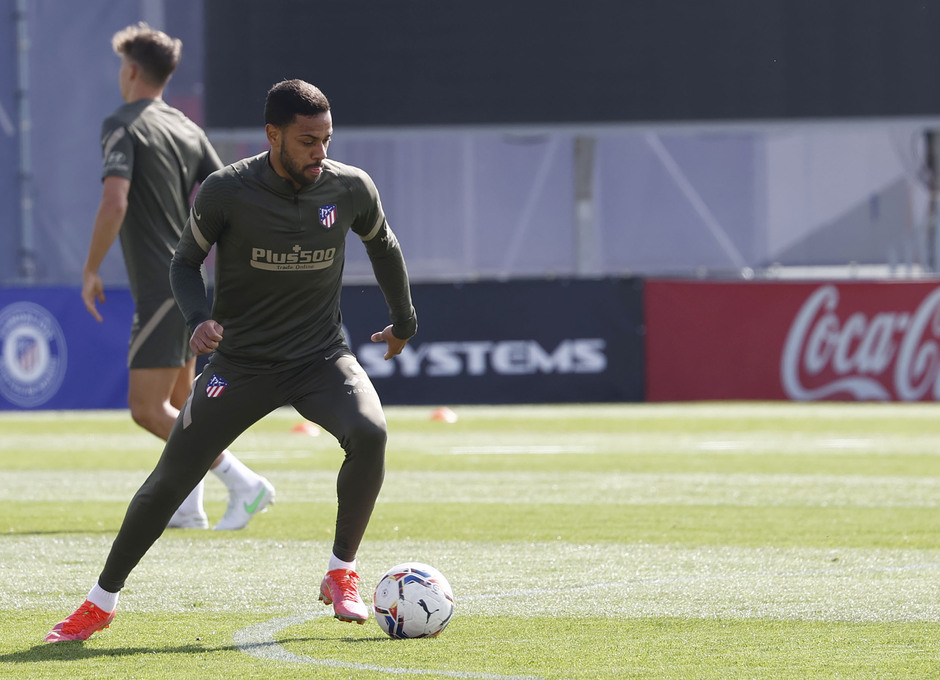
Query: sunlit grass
2 403 940 679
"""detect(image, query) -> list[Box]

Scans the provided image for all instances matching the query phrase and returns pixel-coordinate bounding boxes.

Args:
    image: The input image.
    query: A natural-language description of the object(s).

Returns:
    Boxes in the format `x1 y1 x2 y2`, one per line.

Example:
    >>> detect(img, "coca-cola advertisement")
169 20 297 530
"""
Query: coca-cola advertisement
645 279 940 402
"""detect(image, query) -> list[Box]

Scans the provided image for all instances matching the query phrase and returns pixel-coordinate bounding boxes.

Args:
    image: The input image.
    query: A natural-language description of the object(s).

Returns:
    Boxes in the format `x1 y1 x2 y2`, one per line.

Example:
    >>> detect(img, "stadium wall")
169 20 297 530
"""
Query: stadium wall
204 0 940 127
11 279 940 410
0 286 132 409
645 278 940 402
0 279 646 410
4 1 940 409
2 0 939 288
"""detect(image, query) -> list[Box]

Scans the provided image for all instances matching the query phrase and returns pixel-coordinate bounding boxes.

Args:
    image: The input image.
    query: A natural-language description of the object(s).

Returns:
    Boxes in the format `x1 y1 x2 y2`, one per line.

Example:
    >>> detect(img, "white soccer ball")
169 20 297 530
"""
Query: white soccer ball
372 562 455 638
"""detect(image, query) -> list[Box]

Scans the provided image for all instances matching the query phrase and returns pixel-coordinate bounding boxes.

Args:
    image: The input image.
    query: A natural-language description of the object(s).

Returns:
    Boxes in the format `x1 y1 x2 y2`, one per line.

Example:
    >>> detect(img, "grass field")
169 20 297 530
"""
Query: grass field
2 402 940 679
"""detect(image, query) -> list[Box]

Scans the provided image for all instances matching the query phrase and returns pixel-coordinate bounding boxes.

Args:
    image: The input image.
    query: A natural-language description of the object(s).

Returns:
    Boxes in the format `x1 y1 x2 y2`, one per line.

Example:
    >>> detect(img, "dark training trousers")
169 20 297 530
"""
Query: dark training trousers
98 349 387 592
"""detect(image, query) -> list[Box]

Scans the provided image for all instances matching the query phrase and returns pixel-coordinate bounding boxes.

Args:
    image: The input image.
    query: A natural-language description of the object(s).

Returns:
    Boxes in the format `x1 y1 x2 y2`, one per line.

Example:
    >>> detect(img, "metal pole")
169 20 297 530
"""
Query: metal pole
14 0 34 282
140 0 166 29
573 135 596 276
928 130 940 272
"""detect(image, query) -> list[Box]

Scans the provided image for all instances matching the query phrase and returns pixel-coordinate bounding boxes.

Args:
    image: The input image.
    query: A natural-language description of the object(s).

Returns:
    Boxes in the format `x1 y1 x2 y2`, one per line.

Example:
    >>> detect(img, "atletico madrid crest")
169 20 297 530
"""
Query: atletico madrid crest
206 374 228 398
319 204 337 228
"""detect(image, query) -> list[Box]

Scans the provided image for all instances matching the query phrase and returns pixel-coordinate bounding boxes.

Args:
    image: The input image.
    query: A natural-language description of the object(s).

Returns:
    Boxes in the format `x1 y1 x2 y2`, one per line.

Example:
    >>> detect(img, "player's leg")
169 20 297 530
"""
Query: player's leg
133 300 274 530
128 297 209 526
127 296 194 438
168 357 196 411
290 352 387 623
128 366 186 439
46 362 281 642
128 365 208 527
100 362 280 587
171 358 276 530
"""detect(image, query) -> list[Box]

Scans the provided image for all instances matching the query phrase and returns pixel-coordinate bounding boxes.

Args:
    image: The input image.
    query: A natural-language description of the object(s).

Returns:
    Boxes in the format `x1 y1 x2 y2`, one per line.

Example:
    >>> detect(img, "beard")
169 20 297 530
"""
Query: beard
279 147 320 188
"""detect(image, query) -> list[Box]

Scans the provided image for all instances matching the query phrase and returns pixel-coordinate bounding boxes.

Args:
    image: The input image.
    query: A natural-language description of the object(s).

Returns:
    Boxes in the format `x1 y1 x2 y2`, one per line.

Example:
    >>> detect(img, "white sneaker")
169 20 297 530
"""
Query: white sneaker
213 477 275 531
167 509 209 529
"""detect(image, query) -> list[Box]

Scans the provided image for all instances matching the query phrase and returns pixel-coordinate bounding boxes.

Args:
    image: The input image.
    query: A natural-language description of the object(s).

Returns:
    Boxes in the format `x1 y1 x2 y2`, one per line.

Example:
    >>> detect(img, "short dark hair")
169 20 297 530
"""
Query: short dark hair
264 79 331 128
111 22 182 87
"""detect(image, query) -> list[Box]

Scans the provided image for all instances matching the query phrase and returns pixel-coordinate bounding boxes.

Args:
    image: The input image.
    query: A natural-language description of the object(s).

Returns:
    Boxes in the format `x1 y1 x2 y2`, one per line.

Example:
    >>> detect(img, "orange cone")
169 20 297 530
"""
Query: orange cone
430 407 458 423
291 421 321 436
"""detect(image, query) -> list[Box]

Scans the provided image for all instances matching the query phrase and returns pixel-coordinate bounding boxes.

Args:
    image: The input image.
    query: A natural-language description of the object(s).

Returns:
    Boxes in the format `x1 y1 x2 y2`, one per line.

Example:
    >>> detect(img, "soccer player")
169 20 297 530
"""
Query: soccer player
45 78 417 642
81 23 274 531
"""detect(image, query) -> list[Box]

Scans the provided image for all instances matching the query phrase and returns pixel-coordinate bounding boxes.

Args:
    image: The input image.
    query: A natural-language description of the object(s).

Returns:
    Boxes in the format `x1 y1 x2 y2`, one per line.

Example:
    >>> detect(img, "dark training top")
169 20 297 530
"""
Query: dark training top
170 152 417 371
100 98 222 304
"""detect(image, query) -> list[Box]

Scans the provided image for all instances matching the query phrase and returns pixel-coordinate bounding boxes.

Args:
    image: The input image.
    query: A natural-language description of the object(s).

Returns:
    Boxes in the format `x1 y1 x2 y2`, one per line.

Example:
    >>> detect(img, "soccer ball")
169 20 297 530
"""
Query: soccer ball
372 562 455 638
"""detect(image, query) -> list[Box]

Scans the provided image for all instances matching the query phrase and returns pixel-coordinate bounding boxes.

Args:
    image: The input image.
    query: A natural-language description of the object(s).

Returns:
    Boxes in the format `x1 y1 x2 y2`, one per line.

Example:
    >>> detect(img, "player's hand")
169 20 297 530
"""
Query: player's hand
190 320 224 355
81 270 105 322
371 324 408 360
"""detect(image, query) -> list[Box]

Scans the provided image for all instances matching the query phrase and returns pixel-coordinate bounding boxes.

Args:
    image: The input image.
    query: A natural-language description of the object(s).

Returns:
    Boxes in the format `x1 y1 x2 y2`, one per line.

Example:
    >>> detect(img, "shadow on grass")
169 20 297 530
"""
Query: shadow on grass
1 641 225 662
2 636 391 664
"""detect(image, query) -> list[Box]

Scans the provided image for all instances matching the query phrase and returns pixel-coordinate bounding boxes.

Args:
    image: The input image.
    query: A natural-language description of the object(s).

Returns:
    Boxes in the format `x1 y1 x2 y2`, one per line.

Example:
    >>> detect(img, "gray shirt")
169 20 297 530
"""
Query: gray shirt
101 98 222 303
171 152 416 371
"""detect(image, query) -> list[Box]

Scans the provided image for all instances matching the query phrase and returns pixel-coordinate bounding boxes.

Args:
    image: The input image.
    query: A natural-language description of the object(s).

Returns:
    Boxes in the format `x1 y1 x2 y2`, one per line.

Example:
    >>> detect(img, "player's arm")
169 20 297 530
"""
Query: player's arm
197 133 224 181
171 177 227 354
169 249 220 355
363 223 417 334
82 176 130 322
352 172 417 359
362 221 417 359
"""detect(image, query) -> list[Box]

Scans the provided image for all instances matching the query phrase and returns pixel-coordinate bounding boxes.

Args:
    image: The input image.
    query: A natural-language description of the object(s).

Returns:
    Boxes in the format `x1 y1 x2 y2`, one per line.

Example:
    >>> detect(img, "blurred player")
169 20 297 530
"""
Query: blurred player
80 23 274 531
46 78 417 642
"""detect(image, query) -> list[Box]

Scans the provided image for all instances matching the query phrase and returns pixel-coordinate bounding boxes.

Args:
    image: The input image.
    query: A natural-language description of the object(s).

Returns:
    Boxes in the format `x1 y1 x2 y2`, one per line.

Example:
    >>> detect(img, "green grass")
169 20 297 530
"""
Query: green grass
2 402 940 679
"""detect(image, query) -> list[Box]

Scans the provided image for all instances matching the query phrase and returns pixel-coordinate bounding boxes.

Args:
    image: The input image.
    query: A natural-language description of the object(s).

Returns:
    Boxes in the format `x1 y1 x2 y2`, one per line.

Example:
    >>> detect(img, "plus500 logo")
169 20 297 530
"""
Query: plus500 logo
356 338 607 378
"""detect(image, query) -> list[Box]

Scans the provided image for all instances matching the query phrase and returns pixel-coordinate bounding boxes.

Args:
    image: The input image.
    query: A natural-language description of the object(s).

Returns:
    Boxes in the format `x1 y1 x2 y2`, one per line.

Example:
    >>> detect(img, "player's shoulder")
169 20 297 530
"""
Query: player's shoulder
100 101 140 137
148 101 209 137
200 153 264 196
105 100 142 122
323 158 369 180
225 152 270 184
323 159 376 193
103 100 197 137
200 163 238 193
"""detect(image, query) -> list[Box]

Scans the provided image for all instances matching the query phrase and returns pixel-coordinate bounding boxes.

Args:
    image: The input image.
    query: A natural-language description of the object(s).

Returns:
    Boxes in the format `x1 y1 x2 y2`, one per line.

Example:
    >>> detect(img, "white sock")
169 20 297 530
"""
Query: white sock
87 583 119 613
328 554 357 572
211 450 258 492
175 479 205 515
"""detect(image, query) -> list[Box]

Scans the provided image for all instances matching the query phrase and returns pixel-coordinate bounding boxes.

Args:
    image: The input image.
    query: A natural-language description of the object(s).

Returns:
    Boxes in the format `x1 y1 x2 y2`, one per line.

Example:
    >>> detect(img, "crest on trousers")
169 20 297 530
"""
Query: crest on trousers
319 204 337 228
206 374 228 398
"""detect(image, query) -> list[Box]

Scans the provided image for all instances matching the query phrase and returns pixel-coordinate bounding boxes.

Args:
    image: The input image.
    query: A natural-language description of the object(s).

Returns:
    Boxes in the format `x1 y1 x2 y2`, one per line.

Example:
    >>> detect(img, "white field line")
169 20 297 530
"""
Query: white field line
10 538 940 623
233 609 554 679
8 469 940 508
418 433 940 457
232 558 940 671
10 429 940 461
446 446 594 455
5 402 940 421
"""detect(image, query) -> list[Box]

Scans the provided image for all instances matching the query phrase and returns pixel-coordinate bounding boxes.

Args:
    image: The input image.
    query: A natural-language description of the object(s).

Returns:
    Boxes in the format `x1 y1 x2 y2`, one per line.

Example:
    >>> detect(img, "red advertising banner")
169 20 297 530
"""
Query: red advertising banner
645 279 940 402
